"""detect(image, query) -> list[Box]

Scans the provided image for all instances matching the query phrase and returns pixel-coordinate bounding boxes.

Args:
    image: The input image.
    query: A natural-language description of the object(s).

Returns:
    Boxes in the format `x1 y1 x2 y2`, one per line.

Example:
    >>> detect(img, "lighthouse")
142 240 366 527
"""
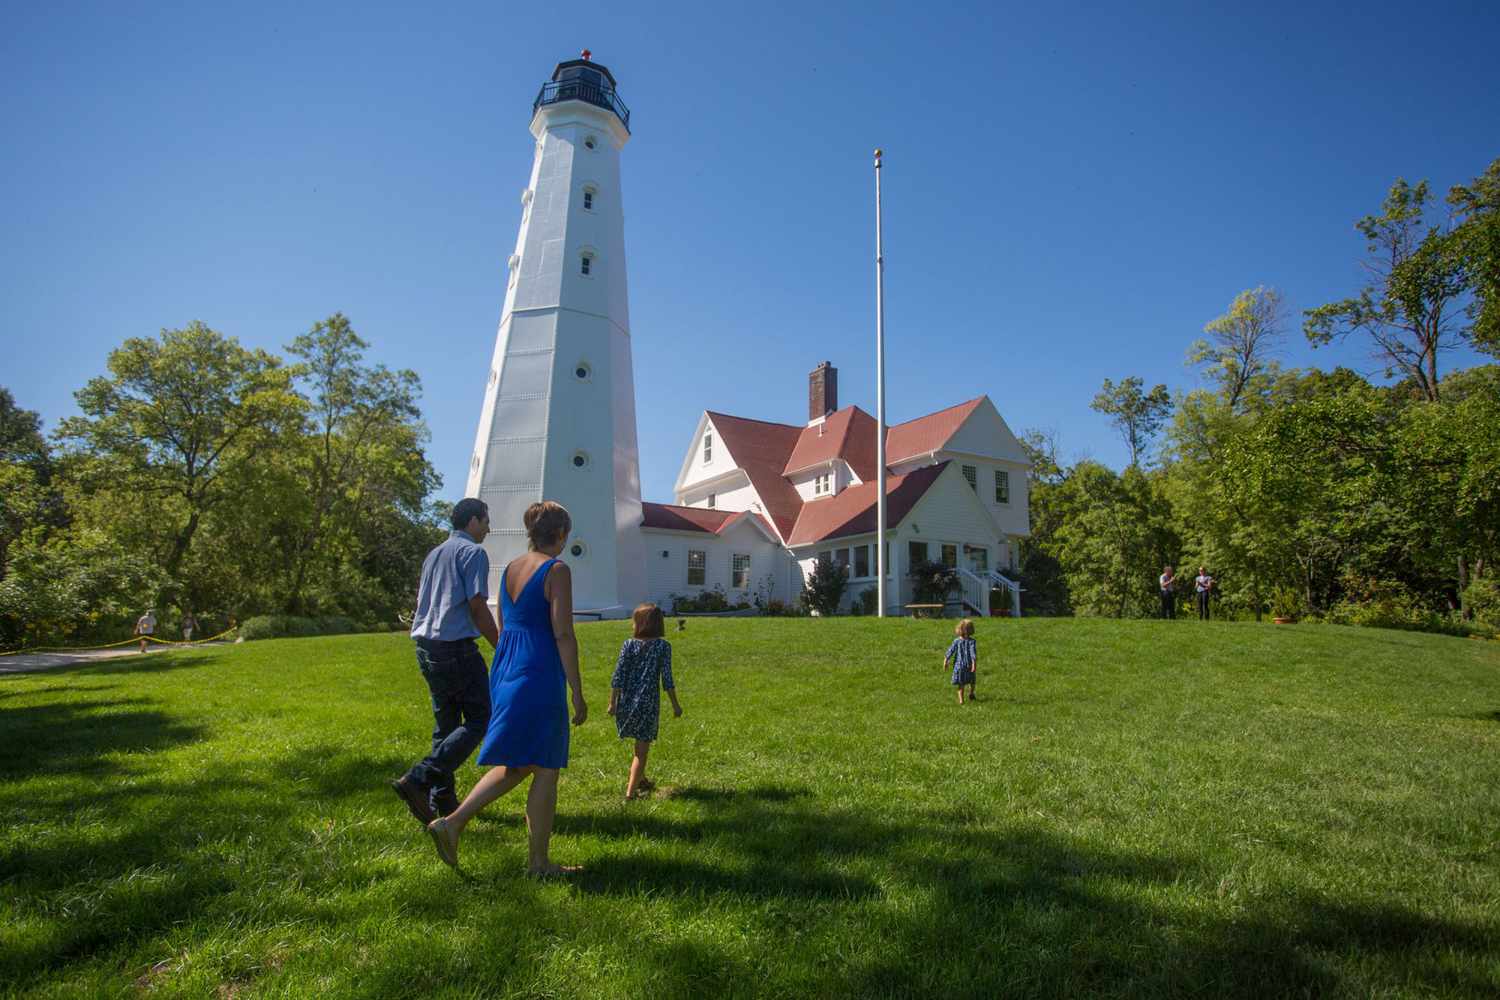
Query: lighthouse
466 52 645 615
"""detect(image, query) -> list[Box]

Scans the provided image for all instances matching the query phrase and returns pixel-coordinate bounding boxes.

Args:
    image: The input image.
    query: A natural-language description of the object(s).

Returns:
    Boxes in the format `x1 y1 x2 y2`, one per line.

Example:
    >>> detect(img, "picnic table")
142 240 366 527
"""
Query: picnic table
904 603 944 619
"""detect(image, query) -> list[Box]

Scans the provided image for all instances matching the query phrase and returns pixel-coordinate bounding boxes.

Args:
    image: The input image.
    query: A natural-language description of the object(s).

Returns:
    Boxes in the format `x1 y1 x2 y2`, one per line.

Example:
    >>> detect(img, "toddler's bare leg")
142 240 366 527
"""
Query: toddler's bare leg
626 741 650 798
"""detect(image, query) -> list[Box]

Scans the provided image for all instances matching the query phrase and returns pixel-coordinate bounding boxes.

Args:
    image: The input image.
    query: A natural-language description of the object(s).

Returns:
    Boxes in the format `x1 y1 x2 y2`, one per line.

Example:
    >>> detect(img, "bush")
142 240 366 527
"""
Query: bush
238 614 365 641
761 599 804 617
908 560 959 605
848 586 879 616
1463 577 1500 626
801 559 849 616
671 588 732 613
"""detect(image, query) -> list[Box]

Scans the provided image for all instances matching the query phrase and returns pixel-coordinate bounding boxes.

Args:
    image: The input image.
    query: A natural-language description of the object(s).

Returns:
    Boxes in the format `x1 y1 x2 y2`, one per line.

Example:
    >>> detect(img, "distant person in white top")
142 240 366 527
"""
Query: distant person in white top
1159 566 1176 619
181 612 198 642
135 610 157 653
1194 567 1214 621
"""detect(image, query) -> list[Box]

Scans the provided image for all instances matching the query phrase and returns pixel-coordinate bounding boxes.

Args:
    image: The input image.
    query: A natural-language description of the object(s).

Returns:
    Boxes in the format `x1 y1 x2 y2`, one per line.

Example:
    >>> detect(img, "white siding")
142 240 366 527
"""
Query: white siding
642 524 792 610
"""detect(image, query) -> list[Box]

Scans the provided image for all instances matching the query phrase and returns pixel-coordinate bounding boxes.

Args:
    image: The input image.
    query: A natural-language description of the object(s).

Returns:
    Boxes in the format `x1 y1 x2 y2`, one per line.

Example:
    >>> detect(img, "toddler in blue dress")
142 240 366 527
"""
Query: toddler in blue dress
945 618 978 704
607 603 682 800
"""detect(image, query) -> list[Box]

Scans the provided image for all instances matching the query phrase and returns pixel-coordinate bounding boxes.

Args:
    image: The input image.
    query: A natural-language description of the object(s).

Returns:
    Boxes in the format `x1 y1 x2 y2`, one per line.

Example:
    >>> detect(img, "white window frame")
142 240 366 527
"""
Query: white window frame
962 464 978 492
854 544 870 579
687 549 706 586
995 469 1010 504
703 432 712 464
732 553 751 589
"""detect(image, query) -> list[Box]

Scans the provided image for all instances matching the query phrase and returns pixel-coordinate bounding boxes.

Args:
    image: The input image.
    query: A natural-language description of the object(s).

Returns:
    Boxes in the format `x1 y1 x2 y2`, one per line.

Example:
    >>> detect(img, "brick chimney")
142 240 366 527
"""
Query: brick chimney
808 361 838 424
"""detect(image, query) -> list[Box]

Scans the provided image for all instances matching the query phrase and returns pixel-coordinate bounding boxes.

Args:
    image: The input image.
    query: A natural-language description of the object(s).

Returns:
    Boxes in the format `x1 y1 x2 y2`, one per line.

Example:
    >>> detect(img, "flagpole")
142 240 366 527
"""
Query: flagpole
874 148 888 618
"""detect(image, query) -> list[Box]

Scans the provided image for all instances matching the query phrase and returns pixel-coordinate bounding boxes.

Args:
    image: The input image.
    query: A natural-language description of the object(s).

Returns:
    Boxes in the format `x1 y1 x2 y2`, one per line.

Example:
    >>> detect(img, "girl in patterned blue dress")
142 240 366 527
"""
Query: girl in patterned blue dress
945 618 978 704
607 603 682 800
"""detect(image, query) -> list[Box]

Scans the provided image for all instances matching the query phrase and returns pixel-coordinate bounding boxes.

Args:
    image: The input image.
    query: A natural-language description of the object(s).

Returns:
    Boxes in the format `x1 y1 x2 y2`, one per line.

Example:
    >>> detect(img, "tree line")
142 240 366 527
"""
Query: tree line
0 315 444 649
1019 157 1500 630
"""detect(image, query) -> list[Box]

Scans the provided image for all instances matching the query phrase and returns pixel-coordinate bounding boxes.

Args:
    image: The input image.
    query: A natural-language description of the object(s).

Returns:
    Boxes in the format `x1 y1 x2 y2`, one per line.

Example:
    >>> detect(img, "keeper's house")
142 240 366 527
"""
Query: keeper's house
639 363 1030 616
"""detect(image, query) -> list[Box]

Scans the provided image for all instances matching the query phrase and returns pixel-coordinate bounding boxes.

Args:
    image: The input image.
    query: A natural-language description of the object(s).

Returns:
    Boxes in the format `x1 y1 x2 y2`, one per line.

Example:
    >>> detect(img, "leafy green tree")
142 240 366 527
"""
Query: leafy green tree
57 323 301 608
802 556 849 616
1045 462 1176 617
0 388 57 579
279 313 436 615
1446 156 1500 354
1188 286 1285 413
1090 377 1172 467
1305 177 1468 401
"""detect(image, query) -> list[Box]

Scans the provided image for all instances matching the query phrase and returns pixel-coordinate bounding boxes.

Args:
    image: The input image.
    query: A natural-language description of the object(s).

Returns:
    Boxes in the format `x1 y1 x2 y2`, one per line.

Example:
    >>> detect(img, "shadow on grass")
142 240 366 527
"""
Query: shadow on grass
0 697 205 780
555 785 1499 998
68 652 220 677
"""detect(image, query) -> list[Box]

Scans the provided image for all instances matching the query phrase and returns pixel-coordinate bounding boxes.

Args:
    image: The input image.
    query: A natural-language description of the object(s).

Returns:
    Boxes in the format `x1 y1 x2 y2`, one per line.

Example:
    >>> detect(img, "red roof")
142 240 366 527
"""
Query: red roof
885 397 985 464
782 406 879 481
703 411 805 541
786 462 948 546
641 503 777 538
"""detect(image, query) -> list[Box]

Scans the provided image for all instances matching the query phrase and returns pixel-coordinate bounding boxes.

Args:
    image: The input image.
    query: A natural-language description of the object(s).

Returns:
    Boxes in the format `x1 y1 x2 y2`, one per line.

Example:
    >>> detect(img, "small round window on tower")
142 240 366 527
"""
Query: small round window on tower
571 450 590 469
574 361 592 382
583 134 597 150
569 541 587 559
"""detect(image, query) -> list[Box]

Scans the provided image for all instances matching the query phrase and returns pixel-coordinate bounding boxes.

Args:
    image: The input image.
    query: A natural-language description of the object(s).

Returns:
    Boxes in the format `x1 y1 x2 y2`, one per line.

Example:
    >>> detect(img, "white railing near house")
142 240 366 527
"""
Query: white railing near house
954 567 990 618
986 569 1023 618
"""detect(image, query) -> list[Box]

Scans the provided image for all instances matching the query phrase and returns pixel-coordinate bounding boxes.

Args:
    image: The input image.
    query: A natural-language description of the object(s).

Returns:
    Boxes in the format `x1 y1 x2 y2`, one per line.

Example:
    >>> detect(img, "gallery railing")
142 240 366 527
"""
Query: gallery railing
533 80 631 131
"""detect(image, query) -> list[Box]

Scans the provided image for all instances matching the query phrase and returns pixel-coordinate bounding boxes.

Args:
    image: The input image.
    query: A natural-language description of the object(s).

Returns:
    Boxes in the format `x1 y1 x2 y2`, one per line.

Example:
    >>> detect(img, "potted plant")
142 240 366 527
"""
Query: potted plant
1269 586 1300 624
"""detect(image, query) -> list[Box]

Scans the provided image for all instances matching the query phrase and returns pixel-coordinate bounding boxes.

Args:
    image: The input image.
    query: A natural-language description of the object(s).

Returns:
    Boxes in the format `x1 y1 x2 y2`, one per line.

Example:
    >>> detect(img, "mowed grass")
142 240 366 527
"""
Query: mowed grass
2 619 1498 999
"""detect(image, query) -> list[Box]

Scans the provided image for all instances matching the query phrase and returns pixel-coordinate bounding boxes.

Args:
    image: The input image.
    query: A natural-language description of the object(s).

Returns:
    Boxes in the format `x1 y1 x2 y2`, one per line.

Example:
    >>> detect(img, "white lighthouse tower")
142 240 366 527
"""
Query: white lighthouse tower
466 52 645 615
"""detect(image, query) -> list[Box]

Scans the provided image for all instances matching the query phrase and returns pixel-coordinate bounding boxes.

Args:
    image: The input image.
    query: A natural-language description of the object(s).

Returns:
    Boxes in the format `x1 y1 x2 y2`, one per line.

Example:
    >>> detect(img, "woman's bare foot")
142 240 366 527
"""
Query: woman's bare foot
637 777 655 791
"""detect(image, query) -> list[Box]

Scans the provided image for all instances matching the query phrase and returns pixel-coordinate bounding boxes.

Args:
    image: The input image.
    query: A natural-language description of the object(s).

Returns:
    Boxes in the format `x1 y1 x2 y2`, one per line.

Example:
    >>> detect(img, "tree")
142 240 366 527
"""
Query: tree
801 556 849 616
0 388 62 579
57 323 300 608
1304 177 1468 401
1090 376 1172 467
1447 156 1500 354
1188 286 1285 413
279 313 435 615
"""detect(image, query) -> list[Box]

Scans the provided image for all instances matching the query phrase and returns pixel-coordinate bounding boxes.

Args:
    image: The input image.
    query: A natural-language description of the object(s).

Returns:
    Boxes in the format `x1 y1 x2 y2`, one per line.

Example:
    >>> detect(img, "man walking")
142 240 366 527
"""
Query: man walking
391 498 499 824
135 609 157 653
1159 565 1176 620
1195 566 1214 621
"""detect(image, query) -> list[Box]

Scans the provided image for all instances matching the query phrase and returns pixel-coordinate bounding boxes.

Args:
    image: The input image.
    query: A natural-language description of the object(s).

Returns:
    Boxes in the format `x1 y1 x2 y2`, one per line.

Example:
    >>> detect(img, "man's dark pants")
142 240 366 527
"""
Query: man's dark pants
1197 590 1211 620
1160 589 1175 619
403 637 491 815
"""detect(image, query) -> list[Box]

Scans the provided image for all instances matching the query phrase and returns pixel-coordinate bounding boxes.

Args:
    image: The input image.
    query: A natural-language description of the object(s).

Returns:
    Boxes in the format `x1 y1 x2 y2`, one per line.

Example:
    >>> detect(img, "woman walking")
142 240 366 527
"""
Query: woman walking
426 501 588 877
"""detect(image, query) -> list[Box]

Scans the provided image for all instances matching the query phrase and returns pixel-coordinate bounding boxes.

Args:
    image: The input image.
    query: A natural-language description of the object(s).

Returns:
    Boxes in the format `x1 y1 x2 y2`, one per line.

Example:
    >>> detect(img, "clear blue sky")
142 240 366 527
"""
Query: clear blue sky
3 1 1496 502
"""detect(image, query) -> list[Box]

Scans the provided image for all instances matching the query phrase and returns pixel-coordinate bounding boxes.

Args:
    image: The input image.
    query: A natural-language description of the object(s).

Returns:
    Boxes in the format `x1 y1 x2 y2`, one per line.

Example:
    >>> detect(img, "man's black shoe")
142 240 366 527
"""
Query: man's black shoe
390 776 436 826
433 792 461 817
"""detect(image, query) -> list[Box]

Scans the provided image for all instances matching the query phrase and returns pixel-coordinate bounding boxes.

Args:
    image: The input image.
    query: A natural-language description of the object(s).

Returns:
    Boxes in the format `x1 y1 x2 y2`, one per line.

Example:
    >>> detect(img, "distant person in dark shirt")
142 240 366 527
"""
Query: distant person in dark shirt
391 498 499 824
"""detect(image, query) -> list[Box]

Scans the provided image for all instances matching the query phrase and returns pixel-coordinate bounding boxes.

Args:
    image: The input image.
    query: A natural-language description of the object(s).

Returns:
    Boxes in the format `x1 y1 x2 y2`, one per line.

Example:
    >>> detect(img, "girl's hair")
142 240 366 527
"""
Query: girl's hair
955 618 975 638
632 602 665 639
524 500 571 550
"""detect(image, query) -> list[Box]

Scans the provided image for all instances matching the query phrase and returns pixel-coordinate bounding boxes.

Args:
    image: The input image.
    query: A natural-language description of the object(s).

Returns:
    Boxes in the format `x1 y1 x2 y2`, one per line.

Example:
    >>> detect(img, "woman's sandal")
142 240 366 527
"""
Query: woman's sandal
426 817 460 869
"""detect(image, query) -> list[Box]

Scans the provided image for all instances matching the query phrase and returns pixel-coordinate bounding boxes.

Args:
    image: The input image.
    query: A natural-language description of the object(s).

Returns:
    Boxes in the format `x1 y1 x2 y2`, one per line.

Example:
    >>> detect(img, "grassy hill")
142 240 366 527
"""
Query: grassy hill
2 619 1497 998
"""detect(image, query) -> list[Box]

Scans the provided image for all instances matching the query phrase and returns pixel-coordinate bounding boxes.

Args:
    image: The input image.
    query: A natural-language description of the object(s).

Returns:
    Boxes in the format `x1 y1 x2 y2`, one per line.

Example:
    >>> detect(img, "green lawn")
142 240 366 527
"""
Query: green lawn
2 619 1498 998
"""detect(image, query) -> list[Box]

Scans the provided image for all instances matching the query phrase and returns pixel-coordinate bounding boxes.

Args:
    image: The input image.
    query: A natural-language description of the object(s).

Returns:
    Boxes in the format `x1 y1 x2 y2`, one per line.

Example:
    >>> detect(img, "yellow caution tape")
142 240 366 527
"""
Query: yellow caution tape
0 627 238 658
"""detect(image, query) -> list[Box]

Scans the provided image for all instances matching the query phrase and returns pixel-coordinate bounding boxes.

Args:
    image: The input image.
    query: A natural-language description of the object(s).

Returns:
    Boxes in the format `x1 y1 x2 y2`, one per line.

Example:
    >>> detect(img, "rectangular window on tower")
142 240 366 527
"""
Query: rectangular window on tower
583 190 594 210
732 554 751 589
995 470 1010 504
687 550 706 586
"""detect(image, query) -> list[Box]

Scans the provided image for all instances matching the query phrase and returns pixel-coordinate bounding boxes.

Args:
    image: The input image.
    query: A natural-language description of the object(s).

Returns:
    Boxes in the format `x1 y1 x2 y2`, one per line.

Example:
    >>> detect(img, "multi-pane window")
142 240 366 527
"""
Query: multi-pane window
813 473 832 496
833 548 850 569
854 545 870 578
707 493 716 509
995 470 1010 504
687 549 706 586
732 553 751 589
580 252 593 276
962 464 978 492
908 541 929 566
941 544 957 568
703 432 712 464
583 189 594 210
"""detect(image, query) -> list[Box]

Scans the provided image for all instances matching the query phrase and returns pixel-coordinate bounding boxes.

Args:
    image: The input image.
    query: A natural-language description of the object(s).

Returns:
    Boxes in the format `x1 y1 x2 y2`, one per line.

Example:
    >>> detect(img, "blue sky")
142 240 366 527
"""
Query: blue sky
2 1 1496 502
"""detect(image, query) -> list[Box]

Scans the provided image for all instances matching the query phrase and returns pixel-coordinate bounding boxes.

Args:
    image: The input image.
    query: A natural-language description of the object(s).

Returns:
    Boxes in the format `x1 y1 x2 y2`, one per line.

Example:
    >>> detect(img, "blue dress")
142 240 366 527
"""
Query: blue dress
477 558 570 769
611 638 674 742
946 637 977 686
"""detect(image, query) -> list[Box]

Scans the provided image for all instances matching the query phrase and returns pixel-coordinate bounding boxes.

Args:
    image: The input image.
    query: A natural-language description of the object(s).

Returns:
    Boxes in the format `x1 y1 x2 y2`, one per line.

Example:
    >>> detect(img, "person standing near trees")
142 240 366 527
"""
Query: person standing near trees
391 498 499 824
134 609 156 653
181 612 198 642
1194 567 1214 621
1159 566 1176 619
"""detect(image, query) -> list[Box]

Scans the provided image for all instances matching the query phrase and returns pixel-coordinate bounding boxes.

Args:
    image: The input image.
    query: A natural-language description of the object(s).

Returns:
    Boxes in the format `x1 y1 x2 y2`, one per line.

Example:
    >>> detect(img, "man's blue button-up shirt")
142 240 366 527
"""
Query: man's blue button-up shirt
409 530 490 641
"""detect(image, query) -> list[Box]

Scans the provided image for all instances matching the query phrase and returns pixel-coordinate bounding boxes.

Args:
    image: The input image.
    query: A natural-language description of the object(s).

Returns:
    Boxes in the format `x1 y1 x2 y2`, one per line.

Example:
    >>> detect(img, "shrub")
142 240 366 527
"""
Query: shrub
1463 577 1500 626
1269 586 1303 621
761 599 804 617
239 614 364 641
908 560 959 605
848 586 879 616
671 588 732 614
801 559 849 616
